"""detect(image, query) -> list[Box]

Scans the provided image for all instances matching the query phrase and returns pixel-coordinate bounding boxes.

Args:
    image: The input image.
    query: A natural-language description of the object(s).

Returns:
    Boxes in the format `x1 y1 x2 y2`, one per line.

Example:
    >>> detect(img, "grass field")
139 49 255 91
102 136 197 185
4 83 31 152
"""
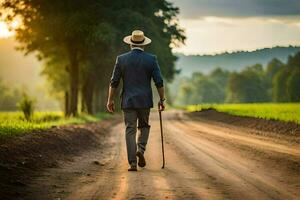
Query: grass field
0 112 110 137
186 103 300 124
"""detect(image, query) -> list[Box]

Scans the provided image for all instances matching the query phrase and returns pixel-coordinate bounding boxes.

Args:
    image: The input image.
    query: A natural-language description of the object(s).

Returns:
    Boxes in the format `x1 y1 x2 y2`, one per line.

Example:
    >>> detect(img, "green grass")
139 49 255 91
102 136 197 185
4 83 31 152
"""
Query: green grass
0 111 110 137
186 103 300 124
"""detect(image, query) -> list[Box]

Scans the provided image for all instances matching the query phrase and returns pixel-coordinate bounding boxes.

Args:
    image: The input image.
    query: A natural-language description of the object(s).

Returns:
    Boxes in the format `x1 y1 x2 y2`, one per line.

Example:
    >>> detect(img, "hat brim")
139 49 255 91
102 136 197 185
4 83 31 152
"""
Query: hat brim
123 35 152 46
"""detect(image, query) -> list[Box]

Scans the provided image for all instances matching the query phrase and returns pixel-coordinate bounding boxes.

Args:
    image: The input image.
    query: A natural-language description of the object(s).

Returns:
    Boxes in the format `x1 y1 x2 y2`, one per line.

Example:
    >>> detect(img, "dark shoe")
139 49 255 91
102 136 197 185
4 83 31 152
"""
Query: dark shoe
128 165 137 171
136 151 146 167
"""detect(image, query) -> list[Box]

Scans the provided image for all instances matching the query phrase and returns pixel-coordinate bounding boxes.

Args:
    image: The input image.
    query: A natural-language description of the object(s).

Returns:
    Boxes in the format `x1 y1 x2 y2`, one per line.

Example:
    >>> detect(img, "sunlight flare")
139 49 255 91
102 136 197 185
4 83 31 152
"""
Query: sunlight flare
0 21 13 38
0 20 19 38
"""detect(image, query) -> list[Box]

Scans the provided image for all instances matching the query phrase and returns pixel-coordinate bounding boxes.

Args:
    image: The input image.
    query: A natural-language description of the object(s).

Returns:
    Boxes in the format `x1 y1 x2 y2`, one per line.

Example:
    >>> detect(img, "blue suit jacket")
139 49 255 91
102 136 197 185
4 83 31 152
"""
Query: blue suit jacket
110 49 164 109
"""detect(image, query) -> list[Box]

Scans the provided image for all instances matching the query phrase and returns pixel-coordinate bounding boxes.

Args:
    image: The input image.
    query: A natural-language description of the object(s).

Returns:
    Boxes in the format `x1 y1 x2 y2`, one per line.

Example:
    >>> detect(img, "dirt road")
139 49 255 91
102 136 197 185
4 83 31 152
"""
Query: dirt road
23 111 300 200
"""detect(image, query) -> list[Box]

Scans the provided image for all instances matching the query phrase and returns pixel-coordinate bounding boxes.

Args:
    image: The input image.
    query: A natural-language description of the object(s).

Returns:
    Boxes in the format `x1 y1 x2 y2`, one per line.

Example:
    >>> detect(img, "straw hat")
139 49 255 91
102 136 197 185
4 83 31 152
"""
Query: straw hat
123 30 151 46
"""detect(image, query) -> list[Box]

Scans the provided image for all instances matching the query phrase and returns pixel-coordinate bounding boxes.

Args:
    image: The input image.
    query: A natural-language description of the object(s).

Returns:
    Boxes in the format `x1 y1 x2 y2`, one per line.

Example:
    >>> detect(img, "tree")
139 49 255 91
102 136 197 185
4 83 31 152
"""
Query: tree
195 78 224 103
2 0 185 115
40 57 70 115
3 0 102 116
227 64 269 103
265 58 284 99
266 58 284 80
226 72 246 103
287 68 300 101
110 0 185 81
178 83 193 105
286 52 300 102
272 51 300 102
80 0 185 113
209 68 230 102
272 68 289 102
175 69 228 105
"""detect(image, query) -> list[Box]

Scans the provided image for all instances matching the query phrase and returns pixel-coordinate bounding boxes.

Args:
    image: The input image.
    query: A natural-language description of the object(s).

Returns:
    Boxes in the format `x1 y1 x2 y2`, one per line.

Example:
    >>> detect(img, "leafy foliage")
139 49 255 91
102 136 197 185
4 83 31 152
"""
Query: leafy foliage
227 64 269 103
273 52 300 102
175 68 230 105
174 52 300 105
287 68 300 101
17 93 36 121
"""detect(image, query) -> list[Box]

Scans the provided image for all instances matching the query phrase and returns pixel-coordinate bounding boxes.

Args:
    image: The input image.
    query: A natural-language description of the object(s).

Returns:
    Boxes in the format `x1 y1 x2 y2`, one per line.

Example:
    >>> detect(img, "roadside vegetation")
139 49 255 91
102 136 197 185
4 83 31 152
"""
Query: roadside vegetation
0 112 110 137
174 52 300 105
187 103 300 124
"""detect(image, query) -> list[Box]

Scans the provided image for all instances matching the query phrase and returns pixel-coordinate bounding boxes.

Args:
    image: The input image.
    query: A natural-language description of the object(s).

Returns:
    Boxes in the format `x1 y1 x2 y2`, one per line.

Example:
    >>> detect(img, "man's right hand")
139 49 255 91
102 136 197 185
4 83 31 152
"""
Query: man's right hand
106 100 115 113
158 100 165 111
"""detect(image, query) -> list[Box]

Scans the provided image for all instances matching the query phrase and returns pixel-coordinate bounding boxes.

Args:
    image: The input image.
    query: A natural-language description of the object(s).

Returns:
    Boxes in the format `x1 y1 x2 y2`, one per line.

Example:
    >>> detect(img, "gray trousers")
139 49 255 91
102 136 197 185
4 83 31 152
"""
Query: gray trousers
123 108 150 166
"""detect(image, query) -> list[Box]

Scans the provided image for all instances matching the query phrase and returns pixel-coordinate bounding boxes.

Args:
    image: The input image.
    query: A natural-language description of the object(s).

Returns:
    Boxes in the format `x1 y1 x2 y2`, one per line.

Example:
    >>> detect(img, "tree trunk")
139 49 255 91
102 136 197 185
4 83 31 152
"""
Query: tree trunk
94 86 105 113
81 91 86 113
93 86 101 113
82 73 96 114
86 87 94 114
64 91 70 117
99 88 107 112
69 54 79 116
93 64 114 113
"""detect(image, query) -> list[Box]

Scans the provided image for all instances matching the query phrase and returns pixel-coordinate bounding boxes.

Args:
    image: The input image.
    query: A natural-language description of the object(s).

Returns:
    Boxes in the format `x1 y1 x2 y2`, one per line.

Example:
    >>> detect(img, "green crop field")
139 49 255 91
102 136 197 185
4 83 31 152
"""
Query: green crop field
186 103 300 124
0 112 110 137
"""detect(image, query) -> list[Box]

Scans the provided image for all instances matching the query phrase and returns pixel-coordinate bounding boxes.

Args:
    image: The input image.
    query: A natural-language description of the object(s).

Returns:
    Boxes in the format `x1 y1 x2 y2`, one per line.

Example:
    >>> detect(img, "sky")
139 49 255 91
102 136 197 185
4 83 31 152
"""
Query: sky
1 1 300 55
170 0 300 55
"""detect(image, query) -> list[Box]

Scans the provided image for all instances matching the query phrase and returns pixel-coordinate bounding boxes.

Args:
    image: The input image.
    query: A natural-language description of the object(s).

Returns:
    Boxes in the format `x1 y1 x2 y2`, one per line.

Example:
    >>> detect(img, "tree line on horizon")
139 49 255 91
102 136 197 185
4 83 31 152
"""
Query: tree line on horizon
174 51 300 105
1 0 185 116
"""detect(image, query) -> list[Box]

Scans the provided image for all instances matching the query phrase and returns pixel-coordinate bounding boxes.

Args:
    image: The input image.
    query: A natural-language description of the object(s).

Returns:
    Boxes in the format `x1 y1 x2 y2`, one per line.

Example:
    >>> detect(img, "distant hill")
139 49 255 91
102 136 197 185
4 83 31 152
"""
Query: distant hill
175 46 300 76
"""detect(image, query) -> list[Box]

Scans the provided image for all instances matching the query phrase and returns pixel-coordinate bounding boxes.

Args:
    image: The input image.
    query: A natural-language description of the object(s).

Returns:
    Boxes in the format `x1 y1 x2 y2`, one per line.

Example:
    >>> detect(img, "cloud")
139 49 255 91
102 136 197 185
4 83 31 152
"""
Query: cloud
173 16 300 54
170 0 300 18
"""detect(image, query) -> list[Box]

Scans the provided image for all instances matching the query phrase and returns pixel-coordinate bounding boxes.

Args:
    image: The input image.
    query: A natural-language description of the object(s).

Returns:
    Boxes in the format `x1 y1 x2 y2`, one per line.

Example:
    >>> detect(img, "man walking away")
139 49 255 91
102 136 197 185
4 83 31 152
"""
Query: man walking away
107 30 165 171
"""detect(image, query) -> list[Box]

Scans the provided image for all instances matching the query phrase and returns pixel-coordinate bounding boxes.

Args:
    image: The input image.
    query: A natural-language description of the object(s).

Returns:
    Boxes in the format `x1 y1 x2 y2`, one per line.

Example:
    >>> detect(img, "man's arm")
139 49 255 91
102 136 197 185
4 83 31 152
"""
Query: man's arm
107 57 121 113
157 87 165 100
107 86 116 113
157 86 165 111
152 56 165 111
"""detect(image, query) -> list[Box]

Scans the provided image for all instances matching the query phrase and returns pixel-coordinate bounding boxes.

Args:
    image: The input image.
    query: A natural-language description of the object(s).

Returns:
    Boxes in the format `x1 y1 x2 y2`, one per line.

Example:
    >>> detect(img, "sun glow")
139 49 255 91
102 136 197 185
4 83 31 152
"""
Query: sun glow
0 21 12 38
0 20 19 38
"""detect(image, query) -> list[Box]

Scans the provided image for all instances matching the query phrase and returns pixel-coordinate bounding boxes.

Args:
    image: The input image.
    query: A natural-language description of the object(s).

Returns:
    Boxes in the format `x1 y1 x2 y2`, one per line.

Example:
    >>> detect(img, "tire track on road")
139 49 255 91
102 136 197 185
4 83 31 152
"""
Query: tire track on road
165 117 297 200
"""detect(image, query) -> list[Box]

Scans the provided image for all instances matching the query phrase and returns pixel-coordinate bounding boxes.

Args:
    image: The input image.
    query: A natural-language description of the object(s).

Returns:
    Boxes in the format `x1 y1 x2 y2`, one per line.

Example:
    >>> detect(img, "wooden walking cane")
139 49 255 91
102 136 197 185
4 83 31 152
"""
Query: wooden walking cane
158 106 165 169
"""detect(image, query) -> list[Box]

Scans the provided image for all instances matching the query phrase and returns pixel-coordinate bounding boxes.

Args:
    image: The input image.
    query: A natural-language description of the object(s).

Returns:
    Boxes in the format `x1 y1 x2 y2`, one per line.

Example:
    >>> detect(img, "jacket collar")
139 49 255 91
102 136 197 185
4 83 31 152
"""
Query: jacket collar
131 47 144 52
